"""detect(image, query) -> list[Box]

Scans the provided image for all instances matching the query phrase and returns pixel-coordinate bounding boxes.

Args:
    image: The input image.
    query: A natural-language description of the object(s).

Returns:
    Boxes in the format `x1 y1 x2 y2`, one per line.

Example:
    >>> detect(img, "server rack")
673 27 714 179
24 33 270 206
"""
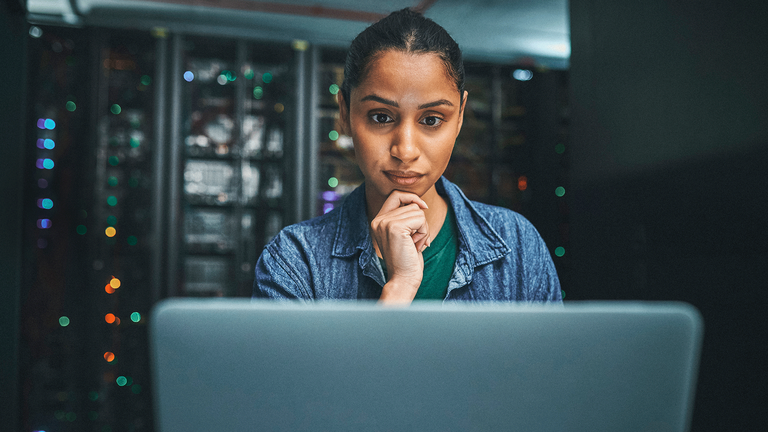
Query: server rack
170 36 296 297
21 26 304 432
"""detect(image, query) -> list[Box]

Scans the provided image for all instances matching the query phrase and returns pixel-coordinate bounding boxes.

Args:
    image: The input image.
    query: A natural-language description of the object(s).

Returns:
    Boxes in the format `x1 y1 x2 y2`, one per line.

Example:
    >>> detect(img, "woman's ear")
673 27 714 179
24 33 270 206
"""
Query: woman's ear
337 92 351 136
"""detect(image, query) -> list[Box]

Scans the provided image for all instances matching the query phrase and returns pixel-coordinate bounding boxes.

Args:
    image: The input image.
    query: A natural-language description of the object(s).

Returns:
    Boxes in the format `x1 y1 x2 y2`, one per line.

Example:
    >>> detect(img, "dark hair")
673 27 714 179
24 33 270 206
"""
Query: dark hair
340 8 465 109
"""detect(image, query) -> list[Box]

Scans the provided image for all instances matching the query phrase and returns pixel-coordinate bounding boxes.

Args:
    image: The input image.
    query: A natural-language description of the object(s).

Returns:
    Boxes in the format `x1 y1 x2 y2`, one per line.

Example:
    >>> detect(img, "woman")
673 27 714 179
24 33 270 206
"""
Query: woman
253 8 562 304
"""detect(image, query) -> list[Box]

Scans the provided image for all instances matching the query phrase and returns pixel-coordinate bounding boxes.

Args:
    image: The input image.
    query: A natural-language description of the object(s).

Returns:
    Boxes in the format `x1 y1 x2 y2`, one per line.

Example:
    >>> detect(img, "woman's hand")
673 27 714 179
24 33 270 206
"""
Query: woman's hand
370 191 430 304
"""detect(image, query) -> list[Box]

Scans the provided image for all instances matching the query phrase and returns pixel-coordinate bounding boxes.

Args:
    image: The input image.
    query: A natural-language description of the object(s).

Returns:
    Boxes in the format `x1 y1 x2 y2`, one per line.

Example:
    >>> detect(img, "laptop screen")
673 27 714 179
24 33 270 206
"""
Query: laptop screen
150 300 702 432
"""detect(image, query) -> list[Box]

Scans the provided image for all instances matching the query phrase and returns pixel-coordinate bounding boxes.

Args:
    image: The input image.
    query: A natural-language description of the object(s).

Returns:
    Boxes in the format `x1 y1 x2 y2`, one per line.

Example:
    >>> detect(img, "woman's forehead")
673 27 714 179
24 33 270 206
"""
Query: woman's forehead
353 50 460 105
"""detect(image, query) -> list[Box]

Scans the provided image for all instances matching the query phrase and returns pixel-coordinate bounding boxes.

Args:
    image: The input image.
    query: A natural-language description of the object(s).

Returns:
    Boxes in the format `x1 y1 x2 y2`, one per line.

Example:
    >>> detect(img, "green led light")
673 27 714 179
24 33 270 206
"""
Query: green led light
129 137 140 148
55 410 65 420
555 186 566 197
127 235 138 246
328 177 339 188
555 246 565 257
328 130 339 141
108 156 119 166
131 384 142 394
66 101 76 112
88 391 99 401
76 225 87 235
107 196 117 206
116 376 127 386
66 412 77 422
140 75 151 86
108 176 118 187
126 376 134 386
106 215 117 226
262 72 273 83
329 84 340 95
561 290 566 299
110 104 121 115
253 86 264 99
555 143 566 154
59 316 70 327
128 177 139 188
130 312 141 322
244 69 254 80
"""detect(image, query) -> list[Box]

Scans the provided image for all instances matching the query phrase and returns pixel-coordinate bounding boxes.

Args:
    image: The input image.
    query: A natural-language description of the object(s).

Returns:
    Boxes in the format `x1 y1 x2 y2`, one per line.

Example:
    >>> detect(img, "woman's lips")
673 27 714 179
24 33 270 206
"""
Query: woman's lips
383 171 423 186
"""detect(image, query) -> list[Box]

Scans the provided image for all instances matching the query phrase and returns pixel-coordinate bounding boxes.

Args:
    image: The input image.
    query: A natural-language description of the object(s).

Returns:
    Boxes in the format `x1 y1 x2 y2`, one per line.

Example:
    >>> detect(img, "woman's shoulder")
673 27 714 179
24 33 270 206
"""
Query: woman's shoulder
470 200 534 231
458 198 546 256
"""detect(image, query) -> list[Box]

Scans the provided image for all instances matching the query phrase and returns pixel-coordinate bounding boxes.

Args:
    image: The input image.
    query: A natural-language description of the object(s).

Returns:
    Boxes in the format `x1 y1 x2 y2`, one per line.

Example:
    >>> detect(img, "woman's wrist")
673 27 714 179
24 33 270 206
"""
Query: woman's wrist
378 277 421 305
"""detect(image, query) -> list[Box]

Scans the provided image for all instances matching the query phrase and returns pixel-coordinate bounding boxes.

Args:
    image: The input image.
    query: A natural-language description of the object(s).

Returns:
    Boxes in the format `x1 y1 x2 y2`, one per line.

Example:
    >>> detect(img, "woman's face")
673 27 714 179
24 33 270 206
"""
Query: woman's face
340 50 466 211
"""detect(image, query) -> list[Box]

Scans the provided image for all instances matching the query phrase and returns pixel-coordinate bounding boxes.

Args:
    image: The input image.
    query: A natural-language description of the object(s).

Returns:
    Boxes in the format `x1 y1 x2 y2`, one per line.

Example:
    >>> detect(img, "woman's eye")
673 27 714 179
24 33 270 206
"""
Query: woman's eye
422 116 443 127
371 113 392 124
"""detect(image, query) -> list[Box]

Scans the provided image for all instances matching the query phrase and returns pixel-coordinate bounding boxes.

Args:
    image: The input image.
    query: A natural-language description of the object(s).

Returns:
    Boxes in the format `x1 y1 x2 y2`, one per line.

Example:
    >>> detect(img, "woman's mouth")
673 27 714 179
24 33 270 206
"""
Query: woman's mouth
383 171 423 186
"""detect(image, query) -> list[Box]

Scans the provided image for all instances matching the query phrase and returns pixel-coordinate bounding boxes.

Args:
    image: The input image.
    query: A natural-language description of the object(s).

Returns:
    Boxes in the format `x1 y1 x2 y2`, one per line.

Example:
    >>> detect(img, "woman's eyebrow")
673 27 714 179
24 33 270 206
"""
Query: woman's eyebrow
360 94 399 107
360 94 454 110
418 99 454 109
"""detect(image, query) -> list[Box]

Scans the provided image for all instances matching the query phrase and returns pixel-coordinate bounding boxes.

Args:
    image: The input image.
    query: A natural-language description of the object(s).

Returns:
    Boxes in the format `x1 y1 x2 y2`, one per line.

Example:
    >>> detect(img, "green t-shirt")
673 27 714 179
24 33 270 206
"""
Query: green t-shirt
379 206 458 300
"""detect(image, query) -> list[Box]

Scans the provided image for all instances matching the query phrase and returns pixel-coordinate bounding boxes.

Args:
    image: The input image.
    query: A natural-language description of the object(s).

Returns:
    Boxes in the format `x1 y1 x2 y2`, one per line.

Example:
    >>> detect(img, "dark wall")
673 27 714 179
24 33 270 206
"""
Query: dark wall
0 1 27 431
569 0 768 430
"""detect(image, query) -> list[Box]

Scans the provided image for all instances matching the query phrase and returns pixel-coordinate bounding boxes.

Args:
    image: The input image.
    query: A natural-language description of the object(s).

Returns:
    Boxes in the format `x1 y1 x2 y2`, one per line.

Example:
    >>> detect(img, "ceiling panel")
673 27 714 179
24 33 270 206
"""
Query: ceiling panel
27 0 570 68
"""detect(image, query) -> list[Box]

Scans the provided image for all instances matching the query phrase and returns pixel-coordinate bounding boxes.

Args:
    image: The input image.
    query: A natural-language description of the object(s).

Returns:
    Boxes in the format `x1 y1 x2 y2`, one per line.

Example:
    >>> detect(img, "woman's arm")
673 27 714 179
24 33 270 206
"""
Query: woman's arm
370 191 430 304
252 242 313 300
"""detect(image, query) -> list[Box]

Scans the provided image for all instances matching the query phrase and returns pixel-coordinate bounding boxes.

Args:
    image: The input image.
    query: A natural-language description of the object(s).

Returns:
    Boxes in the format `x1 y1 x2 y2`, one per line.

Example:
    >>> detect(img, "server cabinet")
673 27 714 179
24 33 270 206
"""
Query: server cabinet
170 36 295 297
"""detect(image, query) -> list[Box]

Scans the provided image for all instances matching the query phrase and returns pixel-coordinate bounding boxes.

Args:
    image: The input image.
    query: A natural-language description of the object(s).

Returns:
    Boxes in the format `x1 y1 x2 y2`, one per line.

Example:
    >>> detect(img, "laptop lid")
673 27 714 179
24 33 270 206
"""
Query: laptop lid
150 300 702 432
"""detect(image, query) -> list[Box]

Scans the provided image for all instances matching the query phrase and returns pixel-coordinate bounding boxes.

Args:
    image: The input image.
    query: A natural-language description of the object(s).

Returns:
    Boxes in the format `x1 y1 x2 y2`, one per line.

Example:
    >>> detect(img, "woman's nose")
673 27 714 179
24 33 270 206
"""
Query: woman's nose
390 122 420 163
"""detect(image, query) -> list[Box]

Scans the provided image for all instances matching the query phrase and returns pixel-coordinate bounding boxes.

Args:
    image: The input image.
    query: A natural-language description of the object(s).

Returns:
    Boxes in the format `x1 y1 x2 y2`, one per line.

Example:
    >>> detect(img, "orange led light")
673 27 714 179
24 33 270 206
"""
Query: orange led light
105 227 116 237
109 277 121 289
105 284 115 294
518 176 528 191
104 352 115 362
105 313 116 324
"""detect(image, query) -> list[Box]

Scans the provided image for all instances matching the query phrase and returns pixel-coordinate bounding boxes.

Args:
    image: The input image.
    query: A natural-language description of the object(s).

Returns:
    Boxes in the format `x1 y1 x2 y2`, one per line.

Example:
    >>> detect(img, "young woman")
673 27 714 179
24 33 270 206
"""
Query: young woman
253 8 562 304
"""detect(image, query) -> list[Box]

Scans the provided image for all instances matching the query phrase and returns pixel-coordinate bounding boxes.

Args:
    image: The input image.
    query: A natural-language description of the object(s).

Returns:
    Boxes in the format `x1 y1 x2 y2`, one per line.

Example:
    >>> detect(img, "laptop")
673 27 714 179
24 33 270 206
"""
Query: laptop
150 299 702 432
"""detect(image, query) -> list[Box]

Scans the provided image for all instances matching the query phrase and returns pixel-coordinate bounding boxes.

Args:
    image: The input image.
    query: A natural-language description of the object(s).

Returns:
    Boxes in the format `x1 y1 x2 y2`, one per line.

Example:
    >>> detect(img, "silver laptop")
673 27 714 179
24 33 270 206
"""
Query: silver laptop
150 300 702 432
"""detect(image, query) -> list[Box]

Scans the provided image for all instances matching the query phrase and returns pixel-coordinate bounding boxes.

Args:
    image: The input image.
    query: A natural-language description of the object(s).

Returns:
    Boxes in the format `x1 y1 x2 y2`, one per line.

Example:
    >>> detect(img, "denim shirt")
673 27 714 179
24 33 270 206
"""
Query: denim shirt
253 177 562 302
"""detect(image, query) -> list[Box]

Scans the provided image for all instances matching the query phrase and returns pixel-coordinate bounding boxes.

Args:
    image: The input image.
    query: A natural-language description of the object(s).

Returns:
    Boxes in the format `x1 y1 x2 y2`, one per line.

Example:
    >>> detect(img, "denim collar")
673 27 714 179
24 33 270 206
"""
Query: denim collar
331 177 511 289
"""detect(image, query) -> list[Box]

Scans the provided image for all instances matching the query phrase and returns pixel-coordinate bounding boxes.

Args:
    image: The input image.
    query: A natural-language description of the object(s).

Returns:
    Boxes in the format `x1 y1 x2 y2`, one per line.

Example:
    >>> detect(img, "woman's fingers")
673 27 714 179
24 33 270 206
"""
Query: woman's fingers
378 190 428 215
371 203 429 247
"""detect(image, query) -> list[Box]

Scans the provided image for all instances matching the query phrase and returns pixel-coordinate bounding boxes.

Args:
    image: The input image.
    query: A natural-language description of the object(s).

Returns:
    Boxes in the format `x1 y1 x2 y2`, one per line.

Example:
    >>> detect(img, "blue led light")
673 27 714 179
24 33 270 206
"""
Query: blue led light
37 119 46 129
44 139 55 149
37 159 55 169
323 203 334 214
512 69 533 81
37 139 45 149
44 119 56 130
183 71 194 82
38 198 53 209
